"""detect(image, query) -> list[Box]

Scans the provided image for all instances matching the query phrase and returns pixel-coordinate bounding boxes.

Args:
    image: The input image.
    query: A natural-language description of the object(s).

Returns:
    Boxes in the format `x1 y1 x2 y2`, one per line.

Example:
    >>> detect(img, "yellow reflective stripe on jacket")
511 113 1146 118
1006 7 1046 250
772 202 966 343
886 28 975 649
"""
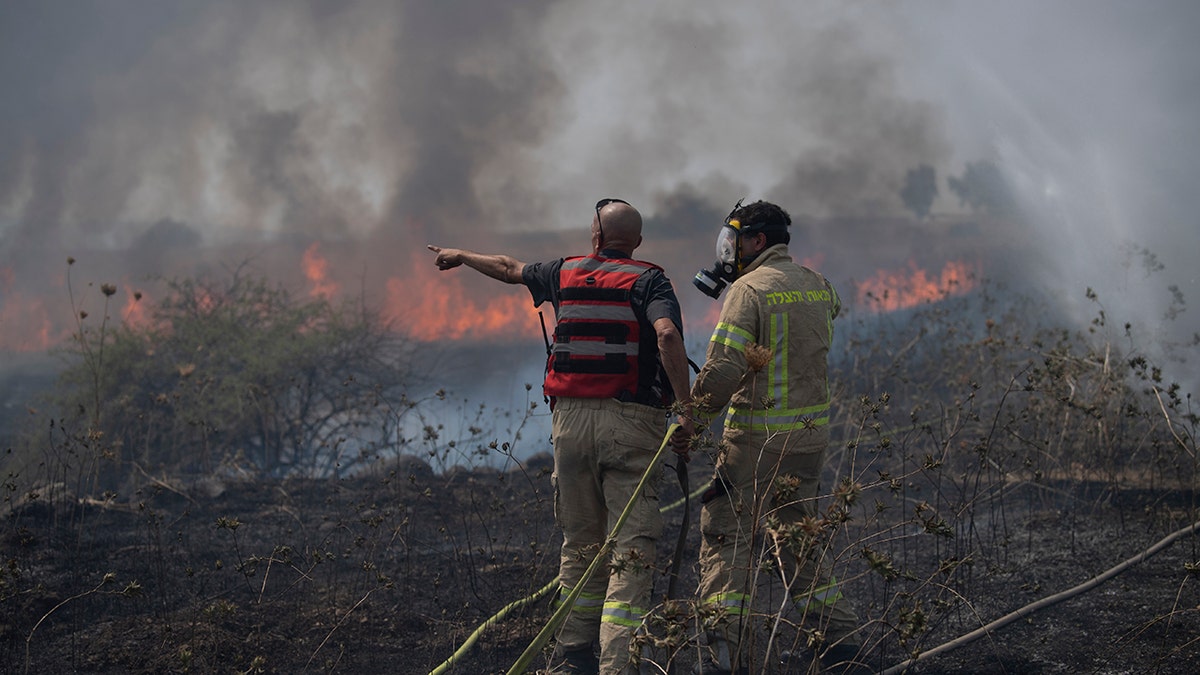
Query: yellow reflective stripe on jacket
554 586 605 614
601 601 647 628
726 401 831 430
793 577 844 610
703 591 751 616
710 321 753 352
769 312 788 407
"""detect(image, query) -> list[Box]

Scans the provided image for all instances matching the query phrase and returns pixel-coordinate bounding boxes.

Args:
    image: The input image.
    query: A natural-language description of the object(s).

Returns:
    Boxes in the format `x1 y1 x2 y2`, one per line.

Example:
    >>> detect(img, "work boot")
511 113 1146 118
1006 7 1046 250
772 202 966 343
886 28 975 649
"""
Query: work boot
549 645 600 675
818 642 869 675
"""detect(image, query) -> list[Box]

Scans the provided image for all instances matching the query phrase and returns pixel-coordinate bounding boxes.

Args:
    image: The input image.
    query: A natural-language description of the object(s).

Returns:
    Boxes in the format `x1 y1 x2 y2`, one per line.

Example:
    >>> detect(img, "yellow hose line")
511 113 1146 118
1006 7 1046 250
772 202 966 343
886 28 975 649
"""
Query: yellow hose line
660 478 711 512
427 577 560 675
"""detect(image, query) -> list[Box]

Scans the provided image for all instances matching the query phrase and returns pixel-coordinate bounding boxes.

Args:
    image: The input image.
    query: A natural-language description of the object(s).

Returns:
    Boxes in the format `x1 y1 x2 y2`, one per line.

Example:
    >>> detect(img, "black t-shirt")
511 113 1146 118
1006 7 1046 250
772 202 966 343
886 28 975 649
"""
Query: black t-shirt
521 250 684 405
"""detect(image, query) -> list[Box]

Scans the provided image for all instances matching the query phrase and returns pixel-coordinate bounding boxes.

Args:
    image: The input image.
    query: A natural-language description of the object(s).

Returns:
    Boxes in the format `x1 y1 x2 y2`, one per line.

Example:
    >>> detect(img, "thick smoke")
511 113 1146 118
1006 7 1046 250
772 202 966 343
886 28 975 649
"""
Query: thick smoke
1 1 1197 394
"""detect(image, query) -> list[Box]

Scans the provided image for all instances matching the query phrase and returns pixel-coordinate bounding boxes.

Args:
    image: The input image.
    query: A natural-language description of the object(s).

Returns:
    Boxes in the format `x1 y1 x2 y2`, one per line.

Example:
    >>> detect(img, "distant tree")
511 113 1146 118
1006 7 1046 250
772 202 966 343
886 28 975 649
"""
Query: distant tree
47 263 417 485
900 164 938 220
947 160 1020 217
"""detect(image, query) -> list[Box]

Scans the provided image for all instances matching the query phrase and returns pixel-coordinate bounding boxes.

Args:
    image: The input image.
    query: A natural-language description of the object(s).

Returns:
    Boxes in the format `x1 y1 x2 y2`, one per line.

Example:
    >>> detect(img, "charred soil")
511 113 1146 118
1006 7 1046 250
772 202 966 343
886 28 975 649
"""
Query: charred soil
2 460 1198 674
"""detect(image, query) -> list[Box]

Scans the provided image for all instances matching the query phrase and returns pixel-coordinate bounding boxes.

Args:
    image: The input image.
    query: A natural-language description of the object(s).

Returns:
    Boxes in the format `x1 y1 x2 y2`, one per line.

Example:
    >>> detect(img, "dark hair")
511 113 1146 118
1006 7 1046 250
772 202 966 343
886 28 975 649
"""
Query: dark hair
732 200 791 247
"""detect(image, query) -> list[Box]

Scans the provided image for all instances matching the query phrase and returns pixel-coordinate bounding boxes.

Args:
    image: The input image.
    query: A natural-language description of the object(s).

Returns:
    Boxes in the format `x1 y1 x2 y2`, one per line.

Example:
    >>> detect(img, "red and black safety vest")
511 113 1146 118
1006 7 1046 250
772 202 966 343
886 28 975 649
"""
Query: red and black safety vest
543 255 665 404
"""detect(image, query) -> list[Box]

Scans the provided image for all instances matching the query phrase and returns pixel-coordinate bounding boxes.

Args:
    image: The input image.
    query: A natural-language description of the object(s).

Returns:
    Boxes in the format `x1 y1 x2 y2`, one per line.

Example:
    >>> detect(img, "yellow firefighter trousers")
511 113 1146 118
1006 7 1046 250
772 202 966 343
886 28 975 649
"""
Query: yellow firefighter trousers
697 429 860 667
551 397 665 674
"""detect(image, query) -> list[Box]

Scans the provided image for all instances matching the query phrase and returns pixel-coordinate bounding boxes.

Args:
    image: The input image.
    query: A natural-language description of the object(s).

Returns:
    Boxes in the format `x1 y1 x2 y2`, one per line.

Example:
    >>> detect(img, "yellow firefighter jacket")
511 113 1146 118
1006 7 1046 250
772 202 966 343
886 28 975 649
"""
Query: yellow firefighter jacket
692 244 840 452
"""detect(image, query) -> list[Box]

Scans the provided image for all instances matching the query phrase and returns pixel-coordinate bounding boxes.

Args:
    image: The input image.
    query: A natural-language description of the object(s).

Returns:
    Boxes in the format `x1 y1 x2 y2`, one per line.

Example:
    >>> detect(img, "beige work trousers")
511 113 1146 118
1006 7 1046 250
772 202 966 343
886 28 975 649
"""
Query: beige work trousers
696 428 860 669
551 397 666 674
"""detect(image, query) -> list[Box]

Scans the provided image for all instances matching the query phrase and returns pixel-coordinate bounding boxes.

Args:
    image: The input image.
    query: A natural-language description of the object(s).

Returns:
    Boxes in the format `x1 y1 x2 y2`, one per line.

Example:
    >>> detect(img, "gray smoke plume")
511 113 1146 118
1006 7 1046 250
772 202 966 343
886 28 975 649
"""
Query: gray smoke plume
1 1 1197 393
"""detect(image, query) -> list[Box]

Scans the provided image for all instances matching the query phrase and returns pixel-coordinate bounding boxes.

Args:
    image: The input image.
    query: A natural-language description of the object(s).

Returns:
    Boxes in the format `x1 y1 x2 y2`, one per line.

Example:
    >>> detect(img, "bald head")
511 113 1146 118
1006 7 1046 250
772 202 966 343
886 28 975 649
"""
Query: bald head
593 200 643 255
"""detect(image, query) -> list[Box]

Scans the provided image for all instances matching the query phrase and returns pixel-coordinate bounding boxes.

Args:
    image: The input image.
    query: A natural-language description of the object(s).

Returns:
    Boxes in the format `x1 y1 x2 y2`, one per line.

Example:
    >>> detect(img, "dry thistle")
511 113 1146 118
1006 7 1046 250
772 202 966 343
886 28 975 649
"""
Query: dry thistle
834 477 862 506
101 283 117 297
773 474 802 502
745 342 773 371
862 546 901 582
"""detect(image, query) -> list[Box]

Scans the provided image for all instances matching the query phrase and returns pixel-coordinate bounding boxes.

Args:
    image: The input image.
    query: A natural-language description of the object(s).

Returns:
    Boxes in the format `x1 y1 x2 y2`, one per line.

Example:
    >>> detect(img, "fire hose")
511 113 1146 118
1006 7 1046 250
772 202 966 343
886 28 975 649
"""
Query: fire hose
662 357 700 605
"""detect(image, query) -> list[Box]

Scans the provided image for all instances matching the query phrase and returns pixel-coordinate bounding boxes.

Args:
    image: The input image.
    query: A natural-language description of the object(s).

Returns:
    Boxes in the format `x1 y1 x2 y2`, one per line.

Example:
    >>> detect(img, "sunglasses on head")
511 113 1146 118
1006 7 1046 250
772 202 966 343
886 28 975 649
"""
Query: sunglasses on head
595 198 630 241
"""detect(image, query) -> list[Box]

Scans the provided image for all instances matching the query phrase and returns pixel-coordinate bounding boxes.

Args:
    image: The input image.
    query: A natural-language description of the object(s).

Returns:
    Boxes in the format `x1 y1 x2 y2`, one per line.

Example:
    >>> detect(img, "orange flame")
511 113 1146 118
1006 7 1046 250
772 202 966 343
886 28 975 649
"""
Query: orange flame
386 252 543 342
0 291 55 352
0 267 58 352
302 243 340 301
856 260 978 312
121 284 151 329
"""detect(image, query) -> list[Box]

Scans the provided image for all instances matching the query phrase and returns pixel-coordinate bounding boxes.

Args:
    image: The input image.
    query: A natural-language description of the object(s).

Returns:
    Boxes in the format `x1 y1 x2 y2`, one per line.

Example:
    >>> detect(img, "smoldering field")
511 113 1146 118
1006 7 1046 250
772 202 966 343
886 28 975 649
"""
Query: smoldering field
1 273 1197 675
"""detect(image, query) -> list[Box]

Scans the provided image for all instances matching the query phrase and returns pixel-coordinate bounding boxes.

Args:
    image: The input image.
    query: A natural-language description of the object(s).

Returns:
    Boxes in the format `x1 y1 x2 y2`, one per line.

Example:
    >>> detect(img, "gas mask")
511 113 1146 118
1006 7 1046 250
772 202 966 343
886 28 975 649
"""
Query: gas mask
692 217 746 299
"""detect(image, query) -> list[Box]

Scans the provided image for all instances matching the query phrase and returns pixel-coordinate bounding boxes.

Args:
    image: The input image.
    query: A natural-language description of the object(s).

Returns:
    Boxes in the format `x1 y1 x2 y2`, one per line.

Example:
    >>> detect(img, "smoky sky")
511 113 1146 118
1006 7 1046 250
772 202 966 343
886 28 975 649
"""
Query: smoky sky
1 1 1197 389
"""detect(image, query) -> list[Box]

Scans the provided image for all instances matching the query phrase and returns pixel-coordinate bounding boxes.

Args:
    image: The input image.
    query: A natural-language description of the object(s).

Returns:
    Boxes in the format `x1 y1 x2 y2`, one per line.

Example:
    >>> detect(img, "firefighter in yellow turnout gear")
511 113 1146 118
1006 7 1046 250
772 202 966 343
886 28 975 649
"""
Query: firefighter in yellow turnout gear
688 200 865 675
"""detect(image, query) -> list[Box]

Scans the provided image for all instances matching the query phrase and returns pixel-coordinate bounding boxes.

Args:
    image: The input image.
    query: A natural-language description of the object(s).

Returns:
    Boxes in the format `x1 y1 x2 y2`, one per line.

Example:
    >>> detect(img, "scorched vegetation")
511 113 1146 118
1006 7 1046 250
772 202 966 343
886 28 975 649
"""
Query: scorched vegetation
1 259 1197 674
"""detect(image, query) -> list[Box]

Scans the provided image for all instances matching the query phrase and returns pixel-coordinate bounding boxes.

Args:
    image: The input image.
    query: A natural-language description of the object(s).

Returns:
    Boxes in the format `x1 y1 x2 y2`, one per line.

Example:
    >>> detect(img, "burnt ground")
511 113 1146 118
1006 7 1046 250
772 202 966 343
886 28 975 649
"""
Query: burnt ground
2 454 1198 675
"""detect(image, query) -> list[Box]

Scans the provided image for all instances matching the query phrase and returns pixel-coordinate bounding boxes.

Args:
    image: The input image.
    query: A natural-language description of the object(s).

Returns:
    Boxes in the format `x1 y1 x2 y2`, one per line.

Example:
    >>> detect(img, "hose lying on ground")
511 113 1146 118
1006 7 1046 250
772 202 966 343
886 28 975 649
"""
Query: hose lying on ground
427 578 560 675
878 518 1200 675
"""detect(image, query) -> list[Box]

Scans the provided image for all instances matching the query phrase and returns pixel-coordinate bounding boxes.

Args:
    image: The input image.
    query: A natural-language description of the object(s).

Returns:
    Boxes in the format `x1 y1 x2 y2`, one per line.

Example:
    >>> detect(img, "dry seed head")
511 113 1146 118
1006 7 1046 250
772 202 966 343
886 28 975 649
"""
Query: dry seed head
101 283 117 297
835 478 862 506
798 515 824 537
745 343 773 371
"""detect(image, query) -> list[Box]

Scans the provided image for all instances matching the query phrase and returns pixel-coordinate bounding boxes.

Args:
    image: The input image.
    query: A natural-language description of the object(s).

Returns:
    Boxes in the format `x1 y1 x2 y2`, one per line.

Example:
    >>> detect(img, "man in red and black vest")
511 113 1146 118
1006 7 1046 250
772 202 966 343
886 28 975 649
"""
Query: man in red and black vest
429 198 693 674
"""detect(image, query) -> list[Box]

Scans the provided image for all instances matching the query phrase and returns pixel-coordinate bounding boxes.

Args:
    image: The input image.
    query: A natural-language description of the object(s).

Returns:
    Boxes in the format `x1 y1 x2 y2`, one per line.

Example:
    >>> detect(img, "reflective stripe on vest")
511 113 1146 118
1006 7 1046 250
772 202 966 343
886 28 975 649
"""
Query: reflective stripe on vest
543 255 660 400
557 304 637 323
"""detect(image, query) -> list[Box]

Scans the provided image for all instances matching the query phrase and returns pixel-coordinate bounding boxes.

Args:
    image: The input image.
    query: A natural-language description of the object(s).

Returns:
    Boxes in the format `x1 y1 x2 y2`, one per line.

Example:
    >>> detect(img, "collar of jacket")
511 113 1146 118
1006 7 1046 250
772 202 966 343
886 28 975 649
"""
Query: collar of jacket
741 243 791 275
597 248 633 259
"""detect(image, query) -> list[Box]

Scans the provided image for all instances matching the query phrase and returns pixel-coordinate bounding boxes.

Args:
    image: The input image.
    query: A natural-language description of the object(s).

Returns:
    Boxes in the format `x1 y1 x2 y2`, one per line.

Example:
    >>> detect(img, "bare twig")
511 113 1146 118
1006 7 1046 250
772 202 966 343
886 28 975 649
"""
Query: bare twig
878 519 1200 674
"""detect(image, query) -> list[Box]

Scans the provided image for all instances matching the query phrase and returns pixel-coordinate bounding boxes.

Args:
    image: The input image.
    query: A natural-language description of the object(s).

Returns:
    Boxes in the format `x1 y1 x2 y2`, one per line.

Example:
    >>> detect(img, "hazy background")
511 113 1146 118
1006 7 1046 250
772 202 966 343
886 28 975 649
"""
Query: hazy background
2 1 1197 435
